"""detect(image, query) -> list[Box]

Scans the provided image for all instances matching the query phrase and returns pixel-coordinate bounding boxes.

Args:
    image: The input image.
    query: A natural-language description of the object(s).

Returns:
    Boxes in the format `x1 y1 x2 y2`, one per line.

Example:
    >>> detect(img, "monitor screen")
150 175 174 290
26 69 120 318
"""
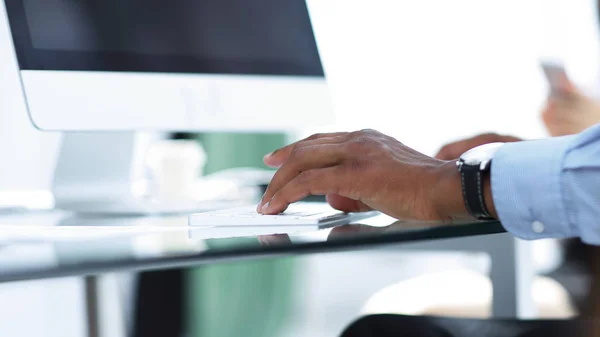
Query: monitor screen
5 0 324 76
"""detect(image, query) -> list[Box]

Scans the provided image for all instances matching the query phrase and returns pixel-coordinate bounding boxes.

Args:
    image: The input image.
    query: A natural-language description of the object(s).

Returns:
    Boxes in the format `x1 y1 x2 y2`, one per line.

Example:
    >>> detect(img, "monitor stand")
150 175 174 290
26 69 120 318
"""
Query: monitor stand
52 132 219 215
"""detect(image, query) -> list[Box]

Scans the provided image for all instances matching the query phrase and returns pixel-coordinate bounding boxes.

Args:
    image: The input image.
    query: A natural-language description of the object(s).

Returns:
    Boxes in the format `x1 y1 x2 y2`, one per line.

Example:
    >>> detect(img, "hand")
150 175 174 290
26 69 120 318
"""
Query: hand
541 77 600 136
435 133 522 160
258 129 477 220
257 234 292 246
257 220 457 247
327 221 449 240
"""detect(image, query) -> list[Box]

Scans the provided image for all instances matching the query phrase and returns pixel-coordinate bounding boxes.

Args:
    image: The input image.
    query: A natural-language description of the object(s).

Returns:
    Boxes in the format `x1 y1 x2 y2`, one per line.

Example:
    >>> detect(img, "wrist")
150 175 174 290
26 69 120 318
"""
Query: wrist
431 161 472 220
431 161 498 220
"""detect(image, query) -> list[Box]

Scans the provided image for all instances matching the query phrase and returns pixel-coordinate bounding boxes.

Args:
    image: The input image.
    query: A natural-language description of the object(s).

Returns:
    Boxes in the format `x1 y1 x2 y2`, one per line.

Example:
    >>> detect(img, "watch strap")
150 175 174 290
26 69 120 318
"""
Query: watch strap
460 164 494 220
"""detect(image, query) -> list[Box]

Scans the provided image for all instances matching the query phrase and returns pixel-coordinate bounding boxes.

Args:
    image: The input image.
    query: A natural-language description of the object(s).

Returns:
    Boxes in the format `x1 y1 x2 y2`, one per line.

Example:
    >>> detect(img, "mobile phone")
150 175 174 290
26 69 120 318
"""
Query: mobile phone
541 62 568 96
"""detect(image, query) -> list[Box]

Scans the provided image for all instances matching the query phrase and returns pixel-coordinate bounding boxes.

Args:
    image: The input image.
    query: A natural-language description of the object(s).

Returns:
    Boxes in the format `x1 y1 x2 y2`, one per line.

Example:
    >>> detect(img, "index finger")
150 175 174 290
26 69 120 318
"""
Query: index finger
259 142 345 211
261 166 346 214
263 132 348 168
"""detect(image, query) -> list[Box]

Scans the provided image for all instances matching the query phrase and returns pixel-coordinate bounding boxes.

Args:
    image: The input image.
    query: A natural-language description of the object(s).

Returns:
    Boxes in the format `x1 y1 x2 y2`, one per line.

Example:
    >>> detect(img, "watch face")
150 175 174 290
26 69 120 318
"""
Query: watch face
460 142 505 165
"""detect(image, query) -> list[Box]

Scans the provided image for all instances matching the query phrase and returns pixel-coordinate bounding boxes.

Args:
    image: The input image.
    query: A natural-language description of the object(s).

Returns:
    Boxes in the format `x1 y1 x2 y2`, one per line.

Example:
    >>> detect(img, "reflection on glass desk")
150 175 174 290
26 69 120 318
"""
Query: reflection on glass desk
0 211 505 283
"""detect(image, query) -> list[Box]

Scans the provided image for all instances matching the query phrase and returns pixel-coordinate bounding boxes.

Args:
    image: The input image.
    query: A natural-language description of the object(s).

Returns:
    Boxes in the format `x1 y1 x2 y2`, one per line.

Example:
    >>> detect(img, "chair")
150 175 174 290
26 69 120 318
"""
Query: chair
340 314 592 337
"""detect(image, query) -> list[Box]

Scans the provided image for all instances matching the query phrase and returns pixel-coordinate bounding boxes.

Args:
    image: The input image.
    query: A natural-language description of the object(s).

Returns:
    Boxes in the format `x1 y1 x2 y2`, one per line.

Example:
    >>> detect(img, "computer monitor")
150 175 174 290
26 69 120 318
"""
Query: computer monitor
3 0 332 131
0 0 333 213
0 2 59 207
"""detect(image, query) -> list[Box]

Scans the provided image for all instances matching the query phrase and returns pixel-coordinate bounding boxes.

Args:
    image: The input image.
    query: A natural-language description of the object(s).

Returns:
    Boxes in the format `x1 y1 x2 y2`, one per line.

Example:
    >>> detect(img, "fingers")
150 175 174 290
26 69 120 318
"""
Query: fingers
501 135 525 143
258 143 346 210
435 141 469 160
558 72 576 94
326 194 372 213
257 234 292 246
435 133 522 160
263 132 348 168
261 166 347 215
541 100 555 121
328 224 383 241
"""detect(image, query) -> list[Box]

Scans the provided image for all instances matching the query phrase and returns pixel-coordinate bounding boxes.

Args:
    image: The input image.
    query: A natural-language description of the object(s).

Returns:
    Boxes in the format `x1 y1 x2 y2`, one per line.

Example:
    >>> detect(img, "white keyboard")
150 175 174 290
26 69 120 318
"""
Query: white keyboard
188 202 379 227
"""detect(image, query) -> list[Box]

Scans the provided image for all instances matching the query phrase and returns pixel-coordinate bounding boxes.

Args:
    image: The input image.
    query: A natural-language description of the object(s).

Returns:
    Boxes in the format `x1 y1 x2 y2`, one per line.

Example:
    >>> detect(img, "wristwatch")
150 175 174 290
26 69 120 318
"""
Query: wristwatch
456 143 504 220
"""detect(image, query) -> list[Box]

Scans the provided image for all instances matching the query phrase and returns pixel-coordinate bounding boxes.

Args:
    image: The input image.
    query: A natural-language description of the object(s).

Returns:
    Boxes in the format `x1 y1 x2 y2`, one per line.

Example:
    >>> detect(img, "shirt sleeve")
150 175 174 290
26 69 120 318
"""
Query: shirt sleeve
491 124 600 245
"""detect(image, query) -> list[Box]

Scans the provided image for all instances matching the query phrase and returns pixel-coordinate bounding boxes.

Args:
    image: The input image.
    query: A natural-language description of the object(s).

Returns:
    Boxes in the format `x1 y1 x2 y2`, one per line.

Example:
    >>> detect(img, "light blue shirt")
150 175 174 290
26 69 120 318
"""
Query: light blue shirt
492 123 600 245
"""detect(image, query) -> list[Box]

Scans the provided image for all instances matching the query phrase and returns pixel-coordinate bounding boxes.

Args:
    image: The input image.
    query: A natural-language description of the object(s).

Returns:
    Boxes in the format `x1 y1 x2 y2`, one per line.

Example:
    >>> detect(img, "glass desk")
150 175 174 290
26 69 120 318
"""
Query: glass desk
0 210 526 337
0 211 505 283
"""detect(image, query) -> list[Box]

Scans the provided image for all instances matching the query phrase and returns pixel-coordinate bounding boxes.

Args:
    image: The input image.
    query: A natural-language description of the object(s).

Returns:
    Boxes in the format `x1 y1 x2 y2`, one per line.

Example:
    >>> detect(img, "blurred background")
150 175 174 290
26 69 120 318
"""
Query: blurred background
1 0 599 336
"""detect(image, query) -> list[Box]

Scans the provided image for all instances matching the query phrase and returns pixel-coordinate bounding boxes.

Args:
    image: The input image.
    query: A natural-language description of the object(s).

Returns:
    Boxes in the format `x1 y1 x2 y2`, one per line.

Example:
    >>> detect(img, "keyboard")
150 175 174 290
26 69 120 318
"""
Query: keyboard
188 202 379 227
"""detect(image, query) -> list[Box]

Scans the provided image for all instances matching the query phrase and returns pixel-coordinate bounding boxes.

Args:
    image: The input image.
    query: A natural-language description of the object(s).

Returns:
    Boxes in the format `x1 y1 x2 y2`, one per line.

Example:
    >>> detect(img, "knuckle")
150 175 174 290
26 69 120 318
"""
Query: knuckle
296 170 313 184
344 141 363 153
354 137 371 146
308 133 325 140
347 138 372 154
349 130 365 138
290 145 307 158
346 136 376 153
349 129 383 142
357 128 379 137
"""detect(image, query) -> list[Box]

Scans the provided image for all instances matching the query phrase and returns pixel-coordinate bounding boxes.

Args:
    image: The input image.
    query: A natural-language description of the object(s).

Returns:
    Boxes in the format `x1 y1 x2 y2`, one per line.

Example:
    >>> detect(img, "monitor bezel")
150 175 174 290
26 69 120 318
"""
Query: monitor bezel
4 0 325 77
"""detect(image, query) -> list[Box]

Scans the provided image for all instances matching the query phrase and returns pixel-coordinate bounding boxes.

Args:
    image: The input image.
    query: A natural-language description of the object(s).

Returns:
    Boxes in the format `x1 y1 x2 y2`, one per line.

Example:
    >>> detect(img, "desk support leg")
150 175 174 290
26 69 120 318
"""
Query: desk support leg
85 276 100 337
84 274 128 337
489 234 537 318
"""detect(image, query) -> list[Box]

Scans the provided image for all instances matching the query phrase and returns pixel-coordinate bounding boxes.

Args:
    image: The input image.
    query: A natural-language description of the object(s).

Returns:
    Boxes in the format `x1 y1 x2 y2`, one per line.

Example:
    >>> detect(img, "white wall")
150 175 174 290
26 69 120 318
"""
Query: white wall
308 0 600 155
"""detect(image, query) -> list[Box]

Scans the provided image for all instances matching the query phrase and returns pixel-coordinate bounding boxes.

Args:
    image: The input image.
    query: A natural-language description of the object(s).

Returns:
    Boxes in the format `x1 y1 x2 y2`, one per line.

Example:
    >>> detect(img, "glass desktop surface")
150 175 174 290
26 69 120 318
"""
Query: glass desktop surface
0 210 505 283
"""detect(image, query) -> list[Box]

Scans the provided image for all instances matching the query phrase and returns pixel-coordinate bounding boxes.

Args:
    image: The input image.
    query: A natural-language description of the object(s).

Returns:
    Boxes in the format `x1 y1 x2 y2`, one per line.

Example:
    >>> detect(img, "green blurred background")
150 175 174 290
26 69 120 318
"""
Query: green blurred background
185 132 299 337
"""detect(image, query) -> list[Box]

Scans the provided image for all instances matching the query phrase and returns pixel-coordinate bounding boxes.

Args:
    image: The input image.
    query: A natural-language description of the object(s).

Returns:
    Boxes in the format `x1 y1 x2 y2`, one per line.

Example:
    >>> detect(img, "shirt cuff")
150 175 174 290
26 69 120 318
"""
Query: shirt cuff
491 136 577 240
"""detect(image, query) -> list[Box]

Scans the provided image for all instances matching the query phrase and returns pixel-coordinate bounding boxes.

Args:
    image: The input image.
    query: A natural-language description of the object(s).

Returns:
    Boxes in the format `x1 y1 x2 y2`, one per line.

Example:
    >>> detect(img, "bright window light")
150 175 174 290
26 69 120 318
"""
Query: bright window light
307 0 600 155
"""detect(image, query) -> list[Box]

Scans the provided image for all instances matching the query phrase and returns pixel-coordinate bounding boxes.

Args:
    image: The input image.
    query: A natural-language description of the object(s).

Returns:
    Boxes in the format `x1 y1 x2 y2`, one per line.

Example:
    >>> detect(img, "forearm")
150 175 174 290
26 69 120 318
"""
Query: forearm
433 126 600 243
489 126 600 244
